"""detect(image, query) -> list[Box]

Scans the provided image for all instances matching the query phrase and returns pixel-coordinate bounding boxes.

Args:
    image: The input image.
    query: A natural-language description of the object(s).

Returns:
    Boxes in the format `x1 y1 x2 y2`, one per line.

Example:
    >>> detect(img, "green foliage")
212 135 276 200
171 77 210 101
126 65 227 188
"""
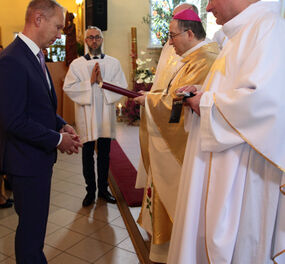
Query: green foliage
77 41 84 56
144 0 186 46
143 0 210 46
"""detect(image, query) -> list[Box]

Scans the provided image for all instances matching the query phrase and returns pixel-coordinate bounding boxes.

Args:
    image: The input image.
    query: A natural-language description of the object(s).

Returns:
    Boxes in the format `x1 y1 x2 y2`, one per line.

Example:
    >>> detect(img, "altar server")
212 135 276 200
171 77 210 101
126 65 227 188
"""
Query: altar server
168 1 285 263
63 26 127 206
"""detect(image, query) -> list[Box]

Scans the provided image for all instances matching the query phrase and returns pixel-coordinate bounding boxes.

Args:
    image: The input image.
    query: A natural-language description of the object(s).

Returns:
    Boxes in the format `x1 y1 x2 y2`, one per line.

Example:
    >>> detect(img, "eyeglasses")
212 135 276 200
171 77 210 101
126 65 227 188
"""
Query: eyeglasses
86 35 102 41
168 29 189 40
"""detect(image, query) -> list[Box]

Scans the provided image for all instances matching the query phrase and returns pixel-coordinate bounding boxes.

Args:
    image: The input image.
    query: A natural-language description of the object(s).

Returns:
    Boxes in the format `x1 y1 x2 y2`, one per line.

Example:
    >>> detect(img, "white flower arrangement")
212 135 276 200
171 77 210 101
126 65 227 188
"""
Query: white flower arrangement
135 51 155 84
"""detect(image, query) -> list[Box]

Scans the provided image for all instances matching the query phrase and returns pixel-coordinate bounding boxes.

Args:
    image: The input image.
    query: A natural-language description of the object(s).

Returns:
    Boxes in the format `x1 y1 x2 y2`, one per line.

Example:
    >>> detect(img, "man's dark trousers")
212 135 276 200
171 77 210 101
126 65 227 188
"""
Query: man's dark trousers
8 172 52 264
82 137 111 196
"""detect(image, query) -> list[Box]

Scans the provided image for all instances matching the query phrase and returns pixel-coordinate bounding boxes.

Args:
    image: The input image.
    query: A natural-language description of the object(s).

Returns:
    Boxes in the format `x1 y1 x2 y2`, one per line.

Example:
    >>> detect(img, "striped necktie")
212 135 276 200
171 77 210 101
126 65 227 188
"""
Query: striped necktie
37 50 46 75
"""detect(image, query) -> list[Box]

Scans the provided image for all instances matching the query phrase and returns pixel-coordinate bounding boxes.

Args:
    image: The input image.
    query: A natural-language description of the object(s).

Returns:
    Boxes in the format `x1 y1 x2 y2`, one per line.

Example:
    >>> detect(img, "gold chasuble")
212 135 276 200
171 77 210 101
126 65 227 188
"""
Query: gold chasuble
138 42 219 249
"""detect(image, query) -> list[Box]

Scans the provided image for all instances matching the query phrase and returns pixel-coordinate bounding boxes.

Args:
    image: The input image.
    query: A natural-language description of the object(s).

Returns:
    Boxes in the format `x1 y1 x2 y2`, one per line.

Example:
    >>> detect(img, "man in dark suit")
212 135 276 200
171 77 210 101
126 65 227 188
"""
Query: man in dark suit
0 0 82 263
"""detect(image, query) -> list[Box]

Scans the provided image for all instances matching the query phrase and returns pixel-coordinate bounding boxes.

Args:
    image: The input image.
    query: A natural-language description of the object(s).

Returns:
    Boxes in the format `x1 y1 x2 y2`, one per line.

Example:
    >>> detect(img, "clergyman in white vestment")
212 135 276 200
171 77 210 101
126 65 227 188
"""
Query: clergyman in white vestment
168 1 285 264
63 26 127 206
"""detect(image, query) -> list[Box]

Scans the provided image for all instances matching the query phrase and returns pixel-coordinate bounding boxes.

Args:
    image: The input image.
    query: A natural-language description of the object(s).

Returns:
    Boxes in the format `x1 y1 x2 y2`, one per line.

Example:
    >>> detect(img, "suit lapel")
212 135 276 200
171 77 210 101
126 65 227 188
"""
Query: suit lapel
46 68 57 109
16 38 55 107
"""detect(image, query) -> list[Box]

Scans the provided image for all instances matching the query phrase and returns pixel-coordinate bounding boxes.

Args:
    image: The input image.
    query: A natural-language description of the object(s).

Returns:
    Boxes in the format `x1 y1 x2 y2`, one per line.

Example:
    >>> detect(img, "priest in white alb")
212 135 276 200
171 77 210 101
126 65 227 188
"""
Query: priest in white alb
63 26 127 206
168 1 285 264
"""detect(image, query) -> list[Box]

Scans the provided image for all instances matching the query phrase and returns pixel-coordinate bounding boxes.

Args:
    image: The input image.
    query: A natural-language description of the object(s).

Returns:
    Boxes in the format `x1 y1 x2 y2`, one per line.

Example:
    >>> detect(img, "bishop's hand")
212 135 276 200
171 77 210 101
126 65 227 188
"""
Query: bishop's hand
176 85 202 116
134 90 147 106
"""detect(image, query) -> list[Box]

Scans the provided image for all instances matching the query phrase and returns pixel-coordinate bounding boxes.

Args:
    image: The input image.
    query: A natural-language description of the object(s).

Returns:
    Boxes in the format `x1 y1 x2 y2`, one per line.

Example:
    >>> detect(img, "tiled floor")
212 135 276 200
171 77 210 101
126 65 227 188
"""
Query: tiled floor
0 123 143 263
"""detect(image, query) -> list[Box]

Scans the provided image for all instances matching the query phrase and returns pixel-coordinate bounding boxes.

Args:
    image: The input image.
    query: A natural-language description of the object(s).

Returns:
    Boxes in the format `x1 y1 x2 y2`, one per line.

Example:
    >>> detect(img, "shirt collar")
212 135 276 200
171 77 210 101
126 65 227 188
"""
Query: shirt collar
181 38 211 58
18 32 40 58
89 52 101 59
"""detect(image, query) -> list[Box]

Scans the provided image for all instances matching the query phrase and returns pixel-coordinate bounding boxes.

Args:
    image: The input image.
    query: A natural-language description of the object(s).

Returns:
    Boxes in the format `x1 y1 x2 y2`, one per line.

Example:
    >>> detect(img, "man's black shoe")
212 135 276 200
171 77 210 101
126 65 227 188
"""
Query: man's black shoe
98 191 116 204
0 200 13 209
82 193 95 207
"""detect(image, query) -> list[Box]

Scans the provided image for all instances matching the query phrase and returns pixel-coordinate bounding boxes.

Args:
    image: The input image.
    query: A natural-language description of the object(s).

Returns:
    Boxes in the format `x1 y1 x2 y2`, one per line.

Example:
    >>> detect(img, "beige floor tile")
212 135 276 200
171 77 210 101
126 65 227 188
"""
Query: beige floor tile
57 151 82 165
45 227 85 251
50 193 90 216
51 174 63 183
95 198 119 210
0 233 15 256
46 222 62 236
94 247 139 264
50 189 62 198
91 205 121 223
54 160 82 174
0 258 15 264
0 208 15 221
48 208 83 227
64 186 86 199
43 244 62 261
52 169 71 181
49 204 62 215
66 216 107 236
49 252 89 264
51 180 66 191
64 174 85 186
0 226 13 239
91 224 129 246
51 181 81 194
51 179 86 199
110 216 127 229
0 214 18 231
66 237 113 263
0 253 8 262
117 237 136 254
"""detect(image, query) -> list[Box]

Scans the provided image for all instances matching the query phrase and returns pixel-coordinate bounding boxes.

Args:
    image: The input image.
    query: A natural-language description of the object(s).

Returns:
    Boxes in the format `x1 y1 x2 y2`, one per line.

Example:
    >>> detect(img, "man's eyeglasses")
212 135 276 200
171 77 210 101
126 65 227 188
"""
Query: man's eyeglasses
86 35 102 41
168 29 189 40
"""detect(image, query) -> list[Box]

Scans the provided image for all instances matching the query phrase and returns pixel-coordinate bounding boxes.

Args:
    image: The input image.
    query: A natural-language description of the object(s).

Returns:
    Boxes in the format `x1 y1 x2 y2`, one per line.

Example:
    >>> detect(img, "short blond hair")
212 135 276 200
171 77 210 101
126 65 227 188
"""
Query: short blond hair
25 0 63 23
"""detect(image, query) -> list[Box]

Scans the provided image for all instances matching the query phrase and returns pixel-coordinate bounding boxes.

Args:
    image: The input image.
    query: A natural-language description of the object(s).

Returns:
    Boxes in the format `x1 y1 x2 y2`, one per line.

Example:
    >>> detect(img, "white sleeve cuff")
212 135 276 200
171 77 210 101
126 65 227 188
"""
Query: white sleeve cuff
57 133 63 146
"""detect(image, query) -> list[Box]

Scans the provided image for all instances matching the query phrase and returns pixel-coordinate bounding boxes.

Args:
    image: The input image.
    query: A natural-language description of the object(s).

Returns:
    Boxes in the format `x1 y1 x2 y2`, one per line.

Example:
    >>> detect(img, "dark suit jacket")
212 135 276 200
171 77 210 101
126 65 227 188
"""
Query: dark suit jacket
0 37 66 177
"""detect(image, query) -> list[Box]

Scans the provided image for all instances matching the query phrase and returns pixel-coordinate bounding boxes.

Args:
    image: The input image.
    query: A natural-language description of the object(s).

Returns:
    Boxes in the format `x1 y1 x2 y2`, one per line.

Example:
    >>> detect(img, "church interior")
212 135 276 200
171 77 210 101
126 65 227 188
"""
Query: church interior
0 0 284 264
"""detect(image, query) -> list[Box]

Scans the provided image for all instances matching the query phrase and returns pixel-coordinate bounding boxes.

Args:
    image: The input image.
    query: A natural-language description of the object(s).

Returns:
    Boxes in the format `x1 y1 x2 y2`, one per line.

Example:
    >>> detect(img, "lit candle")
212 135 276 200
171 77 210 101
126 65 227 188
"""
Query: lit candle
118 103 122 116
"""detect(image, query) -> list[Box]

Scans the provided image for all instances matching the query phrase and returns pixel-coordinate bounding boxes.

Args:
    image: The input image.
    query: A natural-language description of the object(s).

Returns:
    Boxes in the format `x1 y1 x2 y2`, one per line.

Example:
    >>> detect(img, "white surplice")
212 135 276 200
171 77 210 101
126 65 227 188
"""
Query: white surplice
63 55 127 143
168 2 285 264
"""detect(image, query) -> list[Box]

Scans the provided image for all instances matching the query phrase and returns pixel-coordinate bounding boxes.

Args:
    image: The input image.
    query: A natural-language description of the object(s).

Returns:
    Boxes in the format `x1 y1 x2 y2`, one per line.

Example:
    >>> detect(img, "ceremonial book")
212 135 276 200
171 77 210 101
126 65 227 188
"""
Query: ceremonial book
99 82 141 98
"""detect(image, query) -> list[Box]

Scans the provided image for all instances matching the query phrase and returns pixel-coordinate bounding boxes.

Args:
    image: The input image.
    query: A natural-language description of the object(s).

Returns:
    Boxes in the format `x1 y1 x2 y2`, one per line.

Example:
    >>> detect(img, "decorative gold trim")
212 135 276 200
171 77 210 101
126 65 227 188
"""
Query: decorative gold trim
205 152 213 264
152 184 172 245
273 249 285 264
213 94 285 176
137 179 149 226
152 179 174 223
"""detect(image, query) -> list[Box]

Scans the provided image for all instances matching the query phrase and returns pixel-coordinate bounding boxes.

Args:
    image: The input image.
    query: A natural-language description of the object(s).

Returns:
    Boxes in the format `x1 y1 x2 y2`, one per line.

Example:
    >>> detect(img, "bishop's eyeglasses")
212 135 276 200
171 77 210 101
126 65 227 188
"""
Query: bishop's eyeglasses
168 29 189 40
